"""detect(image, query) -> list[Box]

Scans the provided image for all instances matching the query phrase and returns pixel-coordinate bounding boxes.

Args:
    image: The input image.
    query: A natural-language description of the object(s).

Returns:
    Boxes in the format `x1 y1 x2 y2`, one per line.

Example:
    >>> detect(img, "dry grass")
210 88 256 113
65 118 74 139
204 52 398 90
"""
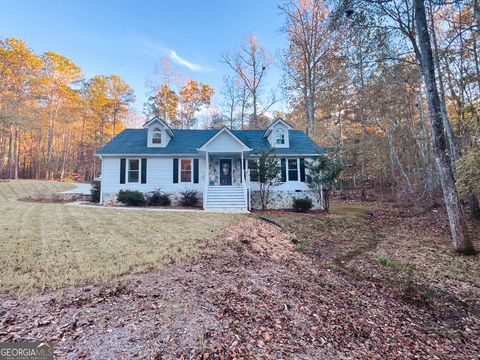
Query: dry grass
0 180 241 295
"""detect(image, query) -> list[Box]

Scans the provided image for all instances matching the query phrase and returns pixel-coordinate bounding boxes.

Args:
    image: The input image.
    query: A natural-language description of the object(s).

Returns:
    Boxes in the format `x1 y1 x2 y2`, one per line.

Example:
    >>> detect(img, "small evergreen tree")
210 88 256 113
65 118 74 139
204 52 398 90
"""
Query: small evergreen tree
306 156 344 211
257 148 281 210
90 179 101 203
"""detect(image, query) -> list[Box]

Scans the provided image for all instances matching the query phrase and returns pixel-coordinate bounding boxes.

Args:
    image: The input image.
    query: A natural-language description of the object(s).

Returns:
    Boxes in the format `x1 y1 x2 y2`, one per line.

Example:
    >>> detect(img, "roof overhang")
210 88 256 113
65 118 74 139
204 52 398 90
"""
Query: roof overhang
197 127 252 152
263 118 294 138
143 116 175 137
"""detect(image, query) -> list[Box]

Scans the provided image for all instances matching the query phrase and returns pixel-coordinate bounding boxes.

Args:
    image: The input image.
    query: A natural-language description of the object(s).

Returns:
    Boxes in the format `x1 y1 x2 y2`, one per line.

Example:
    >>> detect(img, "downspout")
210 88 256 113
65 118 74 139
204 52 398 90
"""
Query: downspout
99 156 103 205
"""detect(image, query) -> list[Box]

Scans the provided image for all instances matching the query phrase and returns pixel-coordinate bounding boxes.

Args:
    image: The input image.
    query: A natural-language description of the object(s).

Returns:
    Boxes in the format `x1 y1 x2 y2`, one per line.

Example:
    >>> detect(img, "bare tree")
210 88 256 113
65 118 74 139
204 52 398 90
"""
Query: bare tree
414 0 475 254
221 76 240 129
279 0 338 134
221 34 273 129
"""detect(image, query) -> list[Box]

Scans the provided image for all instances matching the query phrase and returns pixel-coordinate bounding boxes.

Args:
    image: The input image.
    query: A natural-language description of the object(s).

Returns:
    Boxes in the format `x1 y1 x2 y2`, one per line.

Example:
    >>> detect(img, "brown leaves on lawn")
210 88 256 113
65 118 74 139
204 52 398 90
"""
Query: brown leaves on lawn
0 208 479 359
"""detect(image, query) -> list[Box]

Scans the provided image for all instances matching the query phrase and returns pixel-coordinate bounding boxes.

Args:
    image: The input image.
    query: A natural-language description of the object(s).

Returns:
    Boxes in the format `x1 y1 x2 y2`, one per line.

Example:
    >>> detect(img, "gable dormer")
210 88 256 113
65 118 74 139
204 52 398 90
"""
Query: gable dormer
264 118 293 148
143 116 175 148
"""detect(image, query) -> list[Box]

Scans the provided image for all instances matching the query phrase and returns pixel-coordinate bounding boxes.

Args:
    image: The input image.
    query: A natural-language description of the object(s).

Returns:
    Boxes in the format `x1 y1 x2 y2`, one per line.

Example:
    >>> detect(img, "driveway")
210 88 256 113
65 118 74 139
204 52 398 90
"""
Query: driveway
60 182 91 194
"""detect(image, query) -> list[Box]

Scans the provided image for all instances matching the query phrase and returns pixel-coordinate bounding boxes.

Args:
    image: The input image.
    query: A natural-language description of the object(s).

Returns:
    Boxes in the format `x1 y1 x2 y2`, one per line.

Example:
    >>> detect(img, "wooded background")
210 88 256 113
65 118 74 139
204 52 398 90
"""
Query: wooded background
1 0 479 207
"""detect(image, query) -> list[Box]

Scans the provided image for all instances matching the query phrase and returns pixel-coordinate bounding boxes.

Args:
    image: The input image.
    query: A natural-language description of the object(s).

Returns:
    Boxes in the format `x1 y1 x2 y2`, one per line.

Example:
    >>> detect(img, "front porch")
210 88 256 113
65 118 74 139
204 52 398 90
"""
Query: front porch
197 127 253 212
202 153 250 212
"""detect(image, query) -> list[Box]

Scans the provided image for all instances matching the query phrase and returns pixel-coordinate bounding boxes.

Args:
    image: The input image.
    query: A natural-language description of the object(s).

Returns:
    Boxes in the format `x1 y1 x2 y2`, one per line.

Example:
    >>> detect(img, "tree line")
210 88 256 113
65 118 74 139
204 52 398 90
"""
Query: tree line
0 38 135 182
1 0 479 253
271 0 479 254
195 0 478 254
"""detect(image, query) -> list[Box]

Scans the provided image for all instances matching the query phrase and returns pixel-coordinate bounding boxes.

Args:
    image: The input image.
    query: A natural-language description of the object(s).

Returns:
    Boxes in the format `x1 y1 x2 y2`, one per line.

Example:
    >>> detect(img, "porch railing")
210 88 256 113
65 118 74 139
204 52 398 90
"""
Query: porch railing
242 168 251 211
203 170 208 209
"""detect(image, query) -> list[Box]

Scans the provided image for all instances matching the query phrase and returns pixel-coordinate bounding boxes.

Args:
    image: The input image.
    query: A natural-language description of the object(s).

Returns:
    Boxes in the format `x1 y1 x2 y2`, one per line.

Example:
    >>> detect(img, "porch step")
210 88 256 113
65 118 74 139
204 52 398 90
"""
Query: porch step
205 186 247 211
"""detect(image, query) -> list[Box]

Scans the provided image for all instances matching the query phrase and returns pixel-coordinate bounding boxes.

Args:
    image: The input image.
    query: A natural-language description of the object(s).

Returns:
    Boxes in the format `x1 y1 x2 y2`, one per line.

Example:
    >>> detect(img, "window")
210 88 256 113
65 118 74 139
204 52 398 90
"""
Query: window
275 128 285 145
128 159 140 183
248 159 259 182
180 159 192 182
288 159 298 181
152 128 162 144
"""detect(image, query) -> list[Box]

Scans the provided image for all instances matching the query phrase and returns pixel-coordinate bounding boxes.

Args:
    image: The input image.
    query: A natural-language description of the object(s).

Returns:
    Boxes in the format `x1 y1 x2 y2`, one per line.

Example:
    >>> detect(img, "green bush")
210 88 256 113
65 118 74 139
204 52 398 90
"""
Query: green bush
179 189 198 207
147 188 171 206
90 180 101 203
117 190 146 206
292 196 313 212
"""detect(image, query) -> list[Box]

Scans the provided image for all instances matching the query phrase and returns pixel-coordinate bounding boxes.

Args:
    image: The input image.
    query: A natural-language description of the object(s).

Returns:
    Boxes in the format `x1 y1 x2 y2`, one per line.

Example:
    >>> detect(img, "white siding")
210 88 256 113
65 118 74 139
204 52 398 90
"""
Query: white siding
267 123 290 148
204 131 245 152
101 157 205 199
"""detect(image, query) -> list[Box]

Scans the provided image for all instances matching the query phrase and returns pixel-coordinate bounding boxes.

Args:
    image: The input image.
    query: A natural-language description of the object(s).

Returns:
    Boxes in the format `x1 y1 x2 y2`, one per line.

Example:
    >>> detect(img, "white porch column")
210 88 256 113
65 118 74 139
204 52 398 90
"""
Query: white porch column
241 151 244 182
205 151 209 183
204 151 209 208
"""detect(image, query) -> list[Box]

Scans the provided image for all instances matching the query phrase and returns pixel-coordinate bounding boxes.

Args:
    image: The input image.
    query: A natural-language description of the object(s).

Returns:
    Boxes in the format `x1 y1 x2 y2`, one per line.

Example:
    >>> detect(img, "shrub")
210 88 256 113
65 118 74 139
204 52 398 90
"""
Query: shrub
147 188 171 206
179 189 198 207
91 179 101 203
292 196 313 212
117 189 146 206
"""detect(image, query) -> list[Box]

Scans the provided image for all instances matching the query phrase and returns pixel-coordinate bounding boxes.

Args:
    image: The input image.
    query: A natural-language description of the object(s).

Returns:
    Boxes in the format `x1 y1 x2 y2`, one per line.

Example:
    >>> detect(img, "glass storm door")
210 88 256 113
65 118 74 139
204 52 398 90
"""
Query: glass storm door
219 159 232 186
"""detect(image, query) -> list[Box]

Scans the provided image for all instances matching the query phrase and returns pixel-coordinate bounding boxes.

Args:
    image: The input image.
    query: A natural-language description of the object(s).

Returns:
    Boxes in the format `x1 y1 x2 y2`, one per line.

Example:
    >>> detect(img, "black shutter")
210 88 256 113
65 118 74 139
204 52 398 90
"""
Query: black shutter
120 158 126 184
141 158 147 184
173 158 179 183
193 158 199 183
281 158 286 182
300 158 306 182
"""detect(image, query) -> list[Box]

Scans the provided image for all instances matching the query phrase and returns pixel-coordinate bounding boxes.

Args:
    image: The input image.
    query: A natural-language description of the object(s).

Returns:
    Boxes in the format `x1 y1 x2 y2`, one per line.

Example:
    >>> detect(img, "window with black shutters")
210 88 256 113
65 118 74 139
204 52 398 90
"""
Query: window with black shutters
128 159 140 183
180 159 192 183
288 159 298 181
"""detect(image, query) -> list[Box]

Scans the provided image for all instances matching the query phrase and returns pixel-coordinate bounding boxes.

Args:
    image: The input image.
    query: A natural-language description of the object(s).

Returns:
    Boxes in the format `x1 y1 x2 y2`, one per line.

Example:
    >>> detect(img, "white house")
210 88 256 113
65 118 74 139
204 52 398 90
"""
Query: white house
95 117 326 211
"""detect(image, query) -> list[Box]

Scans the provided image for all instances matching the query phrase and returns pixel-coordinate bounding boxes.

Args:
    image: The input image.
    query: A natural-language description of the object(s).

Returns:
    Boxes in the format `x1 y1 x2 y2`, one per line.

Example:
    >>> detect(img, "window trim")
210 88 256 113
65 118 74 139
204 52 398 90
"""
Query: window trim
152 127 162 144
248 159 259 182
179 158 193 183
275 128 285 145
127 158 141 184
287 158 299 182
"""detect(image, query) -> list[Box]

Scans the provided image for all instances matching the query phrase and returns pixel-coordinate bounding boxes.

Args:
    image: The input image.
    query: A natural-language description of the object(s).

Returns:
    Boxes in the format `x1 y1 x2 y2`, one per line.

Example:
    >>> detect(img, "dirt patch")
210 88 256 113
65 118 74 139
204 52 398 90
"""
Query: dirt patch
1 215 479 359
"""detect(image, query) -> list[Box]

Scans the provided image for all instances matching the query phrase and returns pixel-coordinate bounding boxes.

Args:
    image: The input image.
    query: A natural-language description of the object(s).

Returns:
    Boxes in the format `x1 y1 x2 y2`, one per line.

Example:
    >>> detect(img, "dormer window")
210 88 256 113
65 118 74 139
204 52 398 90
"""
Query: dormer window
275 128 285 145
152 128 162 144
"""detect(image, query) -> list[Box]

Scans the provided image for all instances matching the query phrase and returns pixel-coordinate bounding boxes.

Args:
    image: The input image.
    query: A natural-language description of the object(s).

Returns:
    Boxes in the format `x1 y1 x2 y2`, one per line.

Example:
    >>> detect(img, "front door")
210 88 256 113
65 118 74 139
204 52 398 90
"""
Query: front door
219 159 232 186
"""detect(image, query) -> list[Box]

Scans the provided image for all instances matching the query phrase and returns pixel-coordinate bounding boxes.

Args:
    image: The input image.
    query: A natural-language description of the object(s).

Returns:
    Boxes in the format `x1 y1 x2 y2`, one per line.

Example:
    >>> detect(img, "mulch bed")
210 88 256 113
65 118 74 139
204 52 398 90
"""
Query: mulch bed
0 215 478 359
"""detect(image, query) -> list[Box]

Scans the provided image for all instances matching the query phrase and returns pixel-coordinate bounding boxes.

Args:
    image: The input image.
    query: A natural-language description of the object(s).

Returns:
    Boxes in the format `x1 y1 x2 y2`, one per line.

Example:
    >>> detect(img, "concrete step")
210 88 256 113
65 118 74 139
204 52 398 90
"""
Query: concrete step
206 201 246 206
207 189 243 193
207 194 245 199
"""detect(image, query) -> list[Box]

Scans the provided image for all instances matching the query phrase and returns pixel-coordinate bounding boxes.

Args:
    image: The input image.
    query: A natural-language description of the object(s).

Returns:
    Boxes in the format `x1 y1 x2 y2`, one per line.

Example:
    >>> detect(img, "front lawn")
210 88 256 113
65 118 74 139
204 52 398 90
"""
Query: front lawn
0 180 241 295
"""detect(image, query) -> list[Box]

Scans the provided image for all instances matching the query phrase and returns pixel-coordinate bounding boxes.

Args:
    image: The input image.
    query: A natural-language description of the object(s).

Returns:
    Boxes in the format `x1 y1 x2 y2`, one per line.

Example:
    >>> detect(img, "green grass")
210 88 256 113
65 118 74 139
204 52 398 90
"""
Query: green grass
378 256 413 274
0 180 241 295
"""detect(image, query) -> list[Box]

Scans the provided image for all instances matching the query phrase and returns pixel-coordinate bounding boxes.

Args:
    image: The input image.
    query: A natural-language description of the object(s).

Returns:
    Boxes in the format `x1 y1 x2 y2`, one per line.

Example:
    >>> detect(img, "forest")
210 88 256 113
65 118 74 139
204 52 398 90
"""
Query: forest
1 1 479 250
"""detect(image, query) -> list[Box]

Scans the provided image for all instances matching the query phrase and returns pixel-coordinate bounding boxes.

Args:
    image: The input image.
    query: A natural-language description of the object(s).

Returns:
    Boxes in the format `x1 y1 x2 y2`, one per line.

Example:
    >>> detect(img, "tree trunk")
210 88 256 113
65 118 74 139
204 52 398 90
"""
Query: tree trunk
468 193 480 220
322 188 330 212
6 126 13 179
474 0 480 32
13 126 19 180
428 0 458 162
414 0 475 254
0 127 5 178
252 91 257 129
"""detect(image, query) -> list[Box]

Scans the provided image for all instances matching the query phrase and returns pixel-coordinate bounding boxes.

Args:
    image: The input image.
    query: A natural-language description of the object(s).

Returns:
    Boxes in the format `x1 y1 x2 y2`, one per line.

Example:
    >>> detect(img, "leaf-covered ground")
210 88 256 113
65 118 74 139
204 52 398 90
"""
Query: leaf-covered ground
1 201 479 359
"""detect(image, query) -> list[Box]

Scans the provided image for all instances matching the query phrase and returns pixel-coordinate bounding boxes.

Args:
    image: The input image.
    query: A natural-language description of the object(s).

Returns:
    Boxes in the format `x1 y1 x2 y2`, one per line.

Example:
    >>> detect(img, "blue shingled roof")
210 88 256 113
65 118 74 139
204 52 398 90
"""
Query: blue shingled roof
96 129 326 156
